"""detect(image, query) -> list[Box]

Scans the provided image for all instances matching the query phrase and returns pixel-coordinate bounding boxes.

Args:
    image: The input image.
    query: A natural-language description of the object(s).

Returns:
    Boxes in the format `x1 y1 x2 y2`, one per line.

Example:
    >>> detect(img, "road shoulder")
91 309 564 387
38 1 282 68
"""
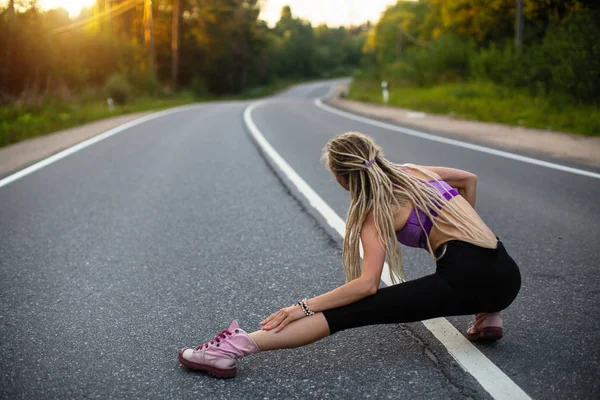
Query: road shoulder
0 112 151 178
327 83 600 168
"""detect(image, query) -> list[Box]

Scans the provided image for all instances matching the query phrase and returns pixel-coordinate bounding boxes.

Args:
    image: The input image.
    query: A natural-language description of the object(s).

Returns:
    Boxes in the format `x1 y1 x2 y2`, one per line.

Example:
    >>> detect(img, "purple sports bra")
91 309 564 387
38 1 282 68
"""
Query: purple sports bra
395 179 459 248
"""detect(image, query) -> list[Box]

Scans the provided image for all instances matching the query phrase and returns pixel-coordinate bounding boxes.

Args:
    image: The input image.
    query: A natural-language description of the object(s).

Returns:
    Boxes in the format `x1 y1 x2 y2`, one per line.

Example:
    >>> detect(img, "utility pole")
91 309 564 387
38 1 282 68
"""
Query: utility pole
171 0 180 87
144 0 156 75
515 0 524 52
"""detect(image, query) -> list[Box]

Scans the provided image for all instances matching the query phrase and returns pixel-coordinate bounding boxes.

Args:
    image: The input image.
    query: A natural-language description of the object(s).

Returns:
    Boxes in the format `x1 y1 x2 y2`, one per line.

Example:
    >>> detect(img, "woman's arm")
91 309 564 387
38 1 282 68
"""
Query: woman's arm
260 211 386 332
422 165 478 207
307 212 385 312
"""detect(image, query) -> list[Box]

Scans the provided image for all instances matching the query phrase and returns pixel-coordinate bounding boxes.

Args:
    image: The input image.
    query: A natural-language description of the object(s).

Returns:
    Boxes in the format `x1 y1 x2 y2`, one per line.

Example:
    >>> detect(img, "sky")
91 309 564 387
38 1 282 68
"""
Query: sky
33 0 96 18
259 0 401 27
2 0 406 25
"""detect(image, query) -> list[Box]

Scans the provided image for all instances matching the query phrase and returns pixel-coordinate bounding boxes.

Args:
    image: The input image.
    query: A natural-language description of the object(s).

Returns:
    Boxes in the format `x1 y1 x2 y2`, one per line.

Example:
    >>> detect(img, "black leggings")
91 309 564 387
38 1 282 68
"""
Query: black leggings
322 240 522 334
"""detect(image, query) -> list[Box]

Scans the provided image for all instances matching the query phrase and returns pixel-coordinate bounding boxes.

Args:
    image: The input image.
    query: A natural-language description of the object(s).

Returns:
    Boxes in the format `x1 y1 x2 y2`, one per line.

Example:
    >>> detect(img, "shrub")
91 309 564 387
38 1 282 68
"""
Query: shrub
394 35 474 86
104 74 132 105
539 10 600 102
468 10 600 102
129 69 162 96
383 62 418 86
190 78 208 98
469 44 515 83
352 68 382 81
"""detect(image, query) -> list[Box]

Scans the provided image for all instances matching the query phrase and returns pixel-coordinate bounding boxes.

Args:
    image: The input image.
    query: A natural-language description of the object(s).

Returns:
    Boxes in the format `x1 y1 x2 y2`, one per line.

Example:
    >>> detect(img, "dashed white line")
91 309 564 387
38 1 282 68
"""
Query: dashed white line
244 100 532 400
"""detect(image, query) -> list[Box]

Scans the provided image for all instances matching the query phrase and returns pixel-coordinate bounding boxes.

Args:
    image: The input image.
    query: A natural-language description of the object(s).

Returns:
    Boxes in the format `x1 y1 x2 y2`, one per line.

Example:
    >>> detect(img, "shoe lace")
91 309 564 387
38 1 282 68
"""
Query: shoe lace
195 329 232 350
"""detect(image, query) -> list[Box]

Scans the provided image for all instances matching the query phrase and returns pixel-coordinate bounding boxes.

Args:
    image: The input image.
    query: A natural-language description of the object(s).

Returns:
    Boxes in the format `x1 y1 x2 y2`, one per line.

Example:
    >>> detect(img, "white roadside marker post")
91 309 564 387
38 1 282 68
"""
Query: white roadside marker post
107 97 115 112
381 80 389 104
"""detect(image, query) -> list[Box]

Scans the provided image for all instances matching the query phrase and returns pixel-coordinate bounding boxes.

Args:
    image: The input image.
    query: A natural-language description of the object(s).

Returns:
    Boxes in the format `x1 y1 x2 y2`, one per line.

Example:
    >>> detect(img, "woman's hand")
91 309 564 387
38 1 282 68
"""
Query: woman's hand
260 305 305 333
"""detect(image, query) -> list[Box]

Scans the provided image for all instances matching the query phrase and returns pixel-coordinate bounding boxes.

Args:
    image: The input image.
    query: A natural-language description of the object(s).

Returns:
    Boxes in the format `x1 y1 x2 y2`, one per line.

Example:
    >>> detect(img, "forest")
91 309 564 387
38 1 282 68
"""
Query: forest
1 0 598 145
351 0 599 134
0 1 366 98
0 1 366 145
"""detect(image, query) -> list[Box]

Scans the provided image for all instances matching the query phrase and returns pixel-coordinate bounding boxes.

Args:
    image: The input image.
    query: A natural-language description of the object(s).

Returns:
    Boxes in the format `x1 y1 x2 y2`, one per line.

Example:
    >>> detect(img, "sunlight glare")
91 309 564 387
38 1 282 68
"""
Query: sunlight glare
39 0 96 18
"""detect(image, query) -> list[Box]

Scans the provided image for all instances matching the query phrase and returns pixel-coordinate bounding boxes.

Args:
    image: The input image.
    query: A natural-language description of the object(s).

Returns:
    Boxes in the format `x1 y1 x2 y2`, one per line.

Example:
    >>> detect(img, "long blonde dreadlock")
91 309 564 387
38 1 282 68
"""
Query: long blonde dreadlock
322 132 496 284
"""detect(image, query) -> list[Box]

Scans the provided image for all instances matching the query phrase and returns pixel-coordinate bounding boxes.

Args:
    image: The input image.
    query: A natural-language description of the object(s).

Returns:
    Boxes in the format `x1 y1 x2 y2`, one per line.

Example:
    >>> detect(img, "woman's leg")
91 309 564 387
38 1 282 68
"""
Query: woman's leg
249 313 330 351
178 316 331 377
323 271 472 335
179 272 474 377
249 271 472 352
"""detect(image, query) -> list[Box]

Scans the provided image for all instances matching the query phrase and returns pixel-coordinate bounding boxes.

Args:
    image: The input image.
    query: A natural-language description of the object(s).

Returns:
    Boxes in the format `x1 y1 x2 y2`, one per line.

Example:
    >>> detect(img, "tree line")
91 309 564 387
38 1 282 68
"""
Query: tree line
1 0 597 106
361 0 599 103
0 1 367 103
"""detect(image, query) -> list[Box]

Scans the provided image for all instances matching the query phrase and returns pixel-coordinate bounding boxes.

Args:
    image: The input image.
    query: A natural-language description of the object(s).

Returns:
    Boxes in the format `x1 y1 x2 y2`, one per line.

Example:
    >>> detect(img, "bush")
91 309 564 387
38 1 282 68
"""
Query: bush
104 74 132 105
469 44 515 83
383 61 419 85
190 78 208 98
387 35 474 86
129 69 162 96
539 10 600 102
352 68 382 81
468 10 600 102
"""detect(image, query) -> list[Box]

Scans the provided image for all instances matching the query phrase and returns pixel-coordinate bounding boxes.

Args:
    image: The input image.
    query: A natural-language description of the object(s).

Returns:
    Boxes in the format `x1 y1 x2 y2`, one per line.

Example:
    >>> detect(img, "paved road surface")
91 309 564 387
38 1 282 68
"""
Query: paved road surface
1 81 598 399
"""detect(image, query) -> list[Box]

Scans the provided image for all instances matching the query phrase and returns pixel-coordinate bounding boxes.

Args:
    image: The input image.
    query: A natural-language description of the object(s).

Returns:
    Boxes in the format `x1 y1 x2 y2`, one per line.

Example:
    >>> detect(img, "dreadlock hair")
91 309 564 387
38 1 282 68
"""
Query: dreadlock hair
322 132 497 284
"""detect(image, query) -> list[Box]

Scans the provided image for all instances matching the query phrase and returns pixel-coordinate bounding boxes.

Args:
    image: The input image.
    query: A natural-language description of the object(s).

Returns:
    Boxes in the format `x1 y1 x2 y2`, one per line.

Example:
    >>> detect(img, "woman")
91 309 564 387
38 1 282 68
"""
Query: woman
178 132 521 378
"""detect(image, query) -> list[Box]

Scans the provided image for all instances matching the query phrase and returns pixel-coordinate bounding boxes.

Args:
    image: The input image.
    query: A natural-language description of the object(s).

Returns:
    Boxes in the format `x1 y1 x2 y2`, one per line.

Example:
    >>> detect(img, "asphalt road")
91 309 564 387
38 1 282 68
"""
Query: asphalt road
1 81 598 399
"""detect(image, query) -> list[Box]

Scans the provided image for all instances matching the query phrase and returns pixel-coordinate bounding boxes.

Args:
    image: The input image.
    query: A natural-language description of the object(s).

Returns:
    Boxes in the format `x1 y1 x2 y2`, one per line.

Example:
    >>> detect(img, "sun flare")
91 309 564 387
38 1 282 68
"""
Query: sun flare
39 0 97 18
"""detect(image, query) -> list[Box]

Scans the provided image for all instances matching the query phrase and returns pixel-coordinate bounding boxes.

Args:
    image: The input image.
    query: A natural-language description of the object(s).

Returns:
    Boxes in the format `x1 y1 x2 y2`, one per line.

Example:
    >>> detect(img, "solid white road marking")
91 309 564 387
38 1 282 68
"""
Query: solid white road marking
244 100 531 400
0 104 208 189
315 98 600 180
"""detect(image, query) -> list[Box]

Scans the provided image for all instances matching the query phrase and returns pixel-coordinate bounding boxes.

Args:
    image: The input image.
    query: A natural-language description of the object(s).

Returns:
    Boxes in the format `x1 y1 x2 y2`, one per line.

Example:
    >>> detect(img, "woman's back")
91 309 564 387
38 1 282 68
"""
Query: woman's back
391 164 497 252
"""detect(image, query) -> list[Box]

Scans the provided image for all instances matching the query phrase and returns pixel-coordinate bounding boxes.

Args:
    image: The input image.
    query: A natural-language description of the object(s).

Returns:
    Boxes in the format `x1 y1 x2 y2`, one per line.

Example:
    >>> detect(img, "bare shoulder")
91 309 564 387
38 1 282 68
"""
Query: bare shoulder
402 163 478 183
421 165 477 183
362 208 377 228
360 209 378 241
399 163 442 180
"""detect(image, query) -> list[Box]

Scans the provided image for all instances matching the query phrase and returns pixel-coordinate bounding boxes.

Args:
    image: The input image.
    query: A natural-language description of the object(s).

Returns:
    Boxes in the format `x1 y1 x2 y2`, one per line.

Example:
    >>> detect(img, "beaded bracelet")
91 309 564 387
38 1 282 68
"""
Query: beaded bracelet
297 298 315 316
299 300 312 316
296 300 306 315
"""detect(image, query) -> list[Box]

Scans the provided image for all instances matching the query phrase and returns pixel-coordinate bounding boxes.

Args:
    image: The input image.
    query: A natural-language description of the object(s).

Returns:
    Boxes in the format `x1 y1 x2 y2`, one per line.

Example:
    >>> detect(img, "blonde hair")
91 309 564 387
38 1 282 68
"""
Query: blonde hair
322 132 495 284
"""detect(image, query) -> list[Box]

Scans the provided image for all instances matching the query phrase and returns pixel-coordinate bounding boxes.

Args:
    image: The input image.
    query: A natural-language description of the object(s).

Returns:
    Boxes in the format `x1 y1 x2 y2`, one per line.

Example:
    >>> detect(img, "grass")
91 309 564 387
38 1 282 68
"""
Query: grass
347 79 600 136
0 79 303 148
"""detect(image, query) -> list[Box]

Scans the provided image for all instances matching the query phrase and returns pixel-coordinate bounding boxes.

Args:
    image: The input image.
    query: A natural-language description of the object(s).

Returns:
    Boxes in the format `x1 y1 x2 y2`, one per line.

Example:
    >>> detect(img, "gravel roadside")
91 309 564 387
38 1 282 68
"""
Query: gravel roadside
327 83 600 168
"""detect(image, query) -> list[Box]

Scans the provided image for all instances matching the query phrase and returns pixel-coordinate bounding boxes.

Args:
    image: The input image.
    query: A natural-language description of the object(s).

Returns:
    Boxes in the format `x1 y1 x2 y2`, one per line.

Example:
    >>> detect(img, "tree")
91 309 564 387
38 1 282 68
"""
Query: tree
171 0 180 86
186 0 266 93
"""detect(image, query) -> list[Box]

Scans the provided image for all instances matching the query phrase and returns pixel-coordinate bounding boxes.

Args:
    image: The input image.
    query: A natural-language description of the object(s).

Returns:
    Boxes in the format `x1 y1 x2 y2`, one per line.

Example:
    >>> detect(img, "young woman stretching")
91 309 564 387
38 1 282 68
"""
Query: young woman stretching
178 132 522 378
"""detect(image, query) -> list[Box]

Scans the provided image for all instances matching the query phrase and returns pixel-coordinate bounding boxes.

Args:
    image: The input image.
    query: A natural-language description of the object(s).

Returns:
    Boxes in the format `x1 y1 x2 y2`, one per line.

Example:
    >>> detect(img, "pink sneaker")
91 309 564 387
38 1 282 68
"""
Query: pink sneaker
178 320 261 378
466 312 503 341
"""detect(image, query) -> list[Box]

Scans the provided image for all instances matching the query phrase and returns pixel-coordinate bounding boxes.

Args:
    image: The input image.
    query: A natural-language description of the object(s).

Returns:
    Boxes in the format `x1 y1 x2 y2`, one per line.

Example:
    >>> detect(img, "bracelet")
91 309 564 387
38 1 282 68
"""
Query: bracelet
297 298 315 316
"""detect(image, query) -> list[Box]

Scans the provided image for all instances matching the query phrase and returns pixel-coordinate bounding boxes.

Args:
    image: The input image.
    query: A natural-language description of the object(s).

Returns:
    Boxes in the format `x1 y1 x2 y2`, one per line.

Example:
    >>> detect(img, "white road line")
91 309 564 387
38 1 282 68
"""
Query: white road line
244 100 531 400
315 98 600 180
0 104 207 189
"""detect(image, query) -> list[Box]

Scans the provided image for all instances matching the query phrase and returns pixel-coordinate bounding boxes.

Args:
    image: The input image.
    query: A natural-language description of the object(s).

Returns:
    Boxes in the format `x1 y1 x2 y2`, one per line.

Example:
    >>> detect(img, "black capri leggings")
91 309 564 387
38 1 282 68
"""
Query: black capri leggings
322 240 522 335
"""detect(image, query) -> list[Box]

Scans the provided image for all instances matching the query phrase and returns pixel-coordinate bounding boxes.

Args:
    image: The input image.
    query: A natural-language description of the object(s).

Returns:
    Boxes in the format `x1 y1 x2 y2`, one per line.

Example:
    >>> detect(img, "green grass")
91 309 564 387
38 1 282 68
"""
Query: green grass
348 79 600 136
0 79 304 148
0 94 198 148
